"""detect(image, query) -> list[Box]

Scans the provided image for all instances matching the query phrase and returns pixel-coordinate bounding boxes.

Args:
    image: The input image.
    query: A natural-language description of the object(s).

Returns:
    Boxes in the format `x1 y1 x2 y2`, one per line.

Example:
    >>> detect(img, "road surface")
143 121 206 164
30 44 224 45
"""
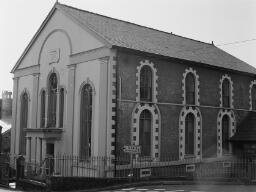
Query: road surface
101 184 256 192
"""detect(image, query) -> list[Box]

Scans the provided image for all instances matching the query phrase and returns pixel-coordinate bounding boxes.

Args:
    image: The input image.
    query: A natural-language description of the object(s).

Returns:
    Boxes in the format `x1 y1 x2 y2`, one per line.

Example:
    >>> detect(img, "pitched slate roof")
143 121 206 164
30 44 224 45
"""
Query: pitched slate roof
57 3 256 75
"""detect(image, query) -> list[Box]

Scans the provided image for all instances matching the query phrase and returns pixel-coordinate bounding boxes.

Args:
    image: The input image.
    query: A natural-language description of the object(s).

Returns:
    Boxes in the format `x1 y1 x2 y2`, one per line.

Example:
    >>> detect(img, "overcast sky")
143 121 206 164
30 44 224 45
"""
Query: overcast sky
0 0 255 97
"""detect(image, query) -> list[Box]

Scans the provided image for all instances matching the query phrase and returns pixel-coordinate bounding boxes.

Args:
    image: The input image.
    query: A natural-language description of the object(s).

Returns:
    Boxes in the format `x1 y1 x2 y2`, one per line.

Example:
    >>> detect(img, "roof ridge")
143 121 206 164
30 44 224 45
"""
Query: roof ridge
56 3 112 46
58 2 214 46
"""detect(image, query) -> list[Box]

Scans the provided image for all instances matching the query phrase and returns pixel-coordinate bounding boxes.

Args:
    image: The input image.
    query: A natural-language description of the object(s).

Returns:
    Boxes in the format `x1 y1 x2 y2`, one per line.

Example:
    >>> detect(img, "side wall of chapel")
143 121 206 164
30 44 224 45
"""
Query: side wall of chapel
116 50 254 160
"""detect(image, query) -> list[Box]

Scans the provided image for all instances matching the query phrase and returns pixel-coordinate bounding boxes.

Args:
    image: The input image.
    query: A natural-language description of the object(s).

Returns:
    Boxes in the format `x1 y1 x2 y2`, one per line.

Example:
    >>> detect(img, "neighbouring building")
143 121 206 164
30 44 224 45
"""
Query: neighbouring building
0 91 12 118
0 126 2 152
1 129 11 153
10 2 256 173
0 91 12 153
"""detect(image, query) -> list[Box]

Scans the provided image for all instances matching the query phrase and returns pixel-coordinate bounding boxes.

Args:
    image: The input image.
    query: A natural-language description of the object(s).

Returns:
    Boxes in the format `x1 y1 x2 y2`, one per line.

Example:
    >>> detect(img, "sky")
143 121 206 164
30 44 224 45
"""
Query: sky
0 0 255 97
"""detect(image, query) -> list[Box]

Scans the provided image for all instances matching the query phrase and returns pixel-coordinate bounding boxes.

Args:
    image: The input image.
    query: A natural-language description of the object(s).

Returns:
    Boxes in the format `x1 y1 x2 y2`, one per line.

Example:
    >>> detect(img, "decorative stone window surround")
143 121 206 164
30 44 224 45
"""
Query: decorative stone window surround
179 106 202 160
20 88 31 103
219 74 234 108
249 80 256 110
44 69 67 128
39 88 46 127
217 109 236 157
131 103 161 160
136 60 158 102
78 78 96 157
182 68 200 105
20 89 31 123
19 89 31 155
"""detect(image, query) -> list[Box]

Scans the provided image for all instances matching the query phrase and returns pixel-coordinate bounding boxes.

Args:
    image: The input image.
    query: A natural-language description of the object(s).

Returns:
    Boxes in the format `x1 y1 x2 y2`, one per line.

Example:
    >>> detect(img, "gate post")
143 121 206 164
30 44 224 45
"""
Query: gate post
16 155 25 180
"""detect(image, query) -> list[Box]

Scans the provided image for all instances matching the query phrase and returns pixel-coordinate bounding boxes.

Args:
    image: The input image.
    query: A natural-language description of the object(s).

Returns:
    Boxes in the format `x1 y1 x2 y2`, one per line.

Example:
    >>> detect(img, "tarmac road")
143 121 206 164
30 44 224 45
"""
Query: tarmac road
100 184 256 192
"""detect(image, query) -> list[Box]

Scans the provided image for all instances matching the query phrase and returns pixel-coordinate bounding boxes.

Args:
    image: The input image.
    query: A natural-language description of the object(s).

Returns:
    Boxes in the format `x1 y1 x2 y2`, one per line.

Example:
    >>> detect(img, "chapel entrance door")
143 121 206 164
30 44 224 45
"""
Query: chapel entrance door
46 143 54 175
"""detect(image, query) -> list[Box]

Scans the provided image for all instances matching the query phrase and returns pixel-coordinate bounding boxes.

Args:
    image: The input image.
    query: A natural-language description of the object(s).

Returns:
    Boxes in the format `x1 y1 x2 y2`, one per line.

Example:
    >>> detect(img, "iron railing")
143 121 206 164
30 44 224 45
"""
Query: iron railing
24 154 256 182
0 153 10 186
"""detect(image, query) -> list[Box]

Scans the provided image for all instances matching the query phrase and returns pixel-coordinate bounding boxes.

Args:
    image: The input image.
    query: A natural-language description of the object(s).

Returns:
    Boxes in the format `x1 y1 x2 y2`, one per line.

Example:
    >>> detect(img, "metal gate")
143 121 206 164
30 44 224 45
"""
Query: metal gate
0 153 9 186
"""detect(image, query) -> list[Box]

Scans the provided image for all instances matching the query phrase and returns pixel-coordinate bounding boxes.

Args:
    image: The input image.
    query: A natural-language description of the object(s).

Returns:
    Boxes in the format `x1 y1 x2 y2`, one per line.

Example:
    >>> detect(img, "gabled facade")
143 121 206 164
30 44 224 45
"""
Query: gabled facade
11 3 117 164
11 2 256 170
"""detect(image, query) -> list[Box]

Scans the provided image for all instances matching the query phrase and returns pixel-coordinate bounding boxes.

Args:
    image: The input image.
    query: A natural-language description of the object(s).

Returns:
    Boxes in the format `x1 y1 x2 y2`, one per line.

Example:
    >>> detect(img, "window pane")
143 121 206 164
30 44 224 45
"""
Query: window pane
20 92 28 155
48 73 57 127
40 91 45 127
252 85 256 110
139 110 151 157
185 73 195 105
140 66 152 101
222 79 230 108
59 88 64 128
80 84 93 159
222 115 230 154
185 113 195 155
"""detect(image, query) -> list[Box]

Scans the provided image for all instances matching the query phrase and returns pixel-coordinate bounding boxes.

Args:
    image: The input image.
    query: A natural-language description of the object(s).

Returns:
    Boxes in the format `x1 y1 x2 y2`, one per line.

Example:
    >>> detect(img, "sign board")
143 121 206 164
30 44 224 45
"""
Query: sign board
140 168 151 177
186 164 195 172
48 48 60 64
223 161 231 168
123 145 141 154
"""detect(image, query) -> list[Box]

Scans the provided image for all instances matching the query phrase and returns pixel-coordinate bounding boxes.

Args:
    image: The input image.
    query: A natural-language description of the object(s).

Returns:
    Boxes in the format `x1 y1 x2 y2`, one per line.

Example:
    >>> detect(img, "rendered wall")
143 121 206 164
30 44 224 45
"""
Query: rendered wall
73 59 108 157
11 8 107 160
17 10 104 70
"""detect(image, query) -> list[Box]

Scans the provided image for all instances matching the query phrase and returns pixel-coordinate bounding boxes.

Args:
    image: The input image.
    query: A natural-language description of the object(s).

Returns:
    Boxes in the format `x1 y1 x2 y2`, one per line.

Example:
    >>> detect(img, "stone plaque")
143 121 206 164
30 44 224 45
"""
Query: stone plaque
48 48 60 64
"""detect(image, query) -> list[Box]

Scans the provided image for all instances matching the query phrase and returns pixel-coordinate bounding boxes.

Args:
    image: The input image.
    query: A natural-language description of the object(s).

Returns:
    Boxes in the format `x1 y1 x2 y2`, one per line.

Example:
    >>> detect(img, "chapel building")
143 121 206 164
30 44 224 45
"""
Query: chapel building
10 2 256 167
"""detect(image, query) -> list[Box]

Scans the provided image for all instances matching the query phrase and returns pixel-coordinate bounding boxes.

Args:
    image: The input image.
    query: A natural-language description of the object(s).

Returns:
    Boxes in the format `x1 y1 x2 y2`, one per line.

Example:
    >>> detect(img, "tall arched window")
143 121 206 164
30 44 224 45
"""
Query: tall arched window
139 110 152 157
140 66 152 101
20 92 28 155
185 73 195 105
252 85 256 110
222 115 230 154
59 88 64 128
222 79 230 108
48 73 57 127
40 90 46 127
80 84 93 159
185 113 195 155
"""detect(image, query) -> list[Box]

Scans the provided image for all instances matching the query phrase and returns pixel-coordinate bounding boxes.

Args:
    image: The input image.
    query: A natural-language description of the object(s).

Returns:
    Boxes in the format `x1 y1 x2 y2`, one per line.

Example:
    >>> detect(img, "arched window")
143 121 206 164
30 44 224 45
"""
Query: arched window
185 113 195 155
59 88 64 128
252 85 256 110
185 73 195 105
140 66 152 101
222 79 230 108
48 73 57 127
20 92 28 155
222 115 230 154
80 84 93 159
139 110 152 157
40 90 46 127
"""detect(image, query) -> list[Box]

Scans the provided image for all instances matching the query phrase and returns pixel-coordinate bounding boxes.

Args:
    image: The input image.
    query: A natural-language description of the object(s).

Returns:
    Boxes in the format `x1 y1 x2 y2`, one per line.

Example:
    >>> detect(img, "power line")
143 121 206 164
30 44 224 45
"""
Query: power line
174 38 256 54
216 38 256 47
